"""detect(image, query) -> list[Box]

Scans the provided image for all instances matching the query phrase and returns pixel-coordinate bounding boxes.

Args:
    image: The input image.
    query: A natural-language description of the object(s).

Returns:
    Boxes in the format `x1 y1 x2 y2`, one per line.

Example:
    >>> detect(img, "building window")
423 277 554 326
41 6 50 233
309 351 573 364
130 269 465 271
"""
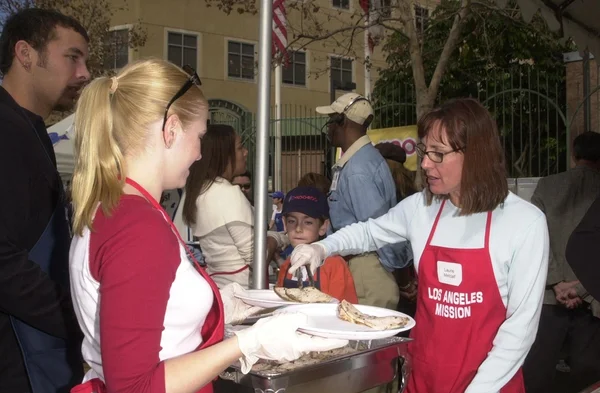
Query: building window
103 28 129 70
330 57 353 90
282 51 306 86
167 31 198 69
415 6 430 36
379 0 392 17
228 41 255 80
332 0 349 10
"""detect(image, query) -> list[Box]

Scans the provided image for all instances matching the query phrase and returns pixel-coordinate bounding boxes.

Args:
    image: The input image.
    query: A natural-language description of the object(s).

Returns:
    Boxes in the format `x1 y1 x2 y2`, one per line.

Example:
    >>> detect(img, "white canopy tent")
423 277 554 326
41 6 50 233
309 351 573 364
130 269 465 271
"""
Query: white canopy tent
47 113 75 181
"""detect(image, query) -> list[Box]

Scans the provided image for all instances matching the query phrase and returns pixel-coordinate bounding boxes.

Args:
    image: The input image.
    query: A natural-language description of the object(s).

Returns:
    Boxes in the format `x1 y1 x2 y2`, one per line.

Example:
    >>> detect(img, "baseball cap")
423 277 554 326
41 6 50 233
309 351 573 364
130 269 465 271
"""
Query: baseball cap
282 187 329 219
316 92 374 125
272 191 285 199
375 142 407 164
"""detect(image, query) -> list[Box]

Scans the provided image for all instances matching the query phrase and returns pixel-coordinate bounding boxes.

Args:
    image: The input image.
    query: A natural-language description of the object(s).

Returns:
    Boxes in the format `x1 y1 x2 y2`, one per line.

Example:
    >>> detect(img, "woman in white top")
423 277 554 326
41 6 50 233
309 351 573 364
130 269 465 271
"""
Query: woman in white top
183 124 255 288
289 98 550 393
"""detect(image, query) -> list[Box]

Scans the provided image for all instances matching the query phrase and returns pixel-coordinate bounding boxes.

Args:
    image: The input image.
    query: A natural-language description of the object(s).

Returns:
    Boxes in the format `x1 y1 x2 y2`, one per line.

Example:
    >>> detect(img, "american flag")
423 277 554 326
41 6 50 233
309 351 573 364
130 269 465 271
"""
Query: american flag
272 0 288 63
360 0 384 55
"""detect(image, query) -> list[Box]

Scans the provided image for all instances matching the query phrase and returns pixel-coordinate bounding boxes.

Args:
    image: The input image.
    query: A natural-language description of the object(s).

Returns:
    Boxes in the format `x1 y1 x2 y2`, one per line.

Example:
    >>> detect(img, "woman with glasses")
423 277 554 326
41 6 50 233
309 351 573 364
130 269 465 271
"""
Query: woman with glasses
68 59 346 393
288 98 549 393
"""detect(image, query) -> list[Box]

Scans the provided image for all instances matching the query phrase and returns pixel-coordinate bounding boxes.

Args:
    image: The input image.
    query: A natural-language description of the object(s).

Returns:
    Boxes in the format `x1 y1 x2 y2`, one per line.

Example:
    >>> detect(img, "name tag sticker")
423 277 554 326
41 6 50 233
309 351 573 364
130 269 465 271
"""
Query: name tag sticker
330 171 340 191
437 261 462 286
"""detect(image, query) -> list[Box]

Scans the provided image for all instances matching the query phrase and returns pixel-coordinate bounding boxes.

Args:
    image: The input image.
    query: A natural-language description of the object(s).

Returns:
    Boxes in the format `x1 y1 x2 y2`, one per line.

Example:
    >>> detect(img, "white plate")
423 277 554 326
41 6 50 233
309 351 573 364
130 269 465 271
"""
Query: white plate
276 303 416 340
235 289 302 308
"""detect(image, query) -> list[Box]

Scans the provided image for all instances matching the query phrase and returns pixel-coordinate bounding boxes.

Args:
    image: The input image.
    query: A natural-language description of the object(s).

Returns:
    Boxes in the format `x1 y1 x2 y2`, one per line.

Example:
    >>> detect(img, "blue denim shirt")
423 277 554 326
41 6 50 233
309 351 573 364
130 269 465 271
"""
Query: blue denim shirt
328 136 413 270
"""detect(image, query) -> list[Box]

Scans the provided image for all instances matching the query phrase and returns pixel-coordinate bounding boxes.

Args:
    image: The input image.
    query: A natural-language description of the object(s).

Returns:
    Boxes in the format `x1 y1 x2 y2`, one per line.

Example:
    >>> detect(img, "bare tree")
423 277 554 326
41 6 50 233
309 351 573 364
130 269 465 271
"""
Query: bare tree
205 0 478 118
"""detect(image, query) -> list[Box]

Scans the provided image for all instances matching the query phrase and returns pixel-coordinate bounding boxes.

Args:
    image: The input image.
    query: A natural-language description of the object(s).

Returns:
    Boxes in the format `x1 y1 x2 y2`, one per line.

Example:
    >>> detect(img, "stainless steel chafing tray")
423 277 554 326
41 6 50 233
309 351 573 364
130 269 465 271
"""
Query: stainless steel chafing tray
219 336 411 393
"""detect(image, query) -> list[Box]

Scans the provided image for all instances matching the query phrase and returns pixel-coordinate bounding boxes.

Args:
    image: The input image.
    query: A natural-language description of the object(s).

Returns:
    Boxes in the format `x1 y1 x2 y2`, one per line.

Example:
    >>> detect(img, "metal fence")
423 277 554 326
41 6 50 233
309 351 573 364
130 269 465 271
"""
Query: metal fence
208 66 578 192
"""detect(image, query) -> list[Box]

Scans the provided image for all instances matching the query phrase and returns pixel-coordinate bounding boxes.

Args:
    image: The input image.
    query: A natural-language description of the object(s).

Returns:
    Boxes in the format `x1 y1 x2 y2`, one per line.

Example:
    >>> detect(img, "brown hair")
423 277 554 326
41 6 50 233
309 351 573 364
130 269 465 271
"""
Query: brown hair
385 159 418 201
297 172 332 196
417 98 508 215
183 124 237 226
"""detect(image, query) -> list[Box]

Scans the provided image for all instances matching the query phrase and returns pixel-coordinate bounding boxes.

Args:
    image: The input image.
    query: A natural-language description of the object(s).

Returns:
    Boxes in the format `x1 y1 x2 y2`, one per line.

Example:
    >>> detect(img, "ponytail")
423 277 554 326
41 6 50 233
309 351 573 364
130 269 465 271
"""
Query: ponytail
71 77 125 235
70 58 208 235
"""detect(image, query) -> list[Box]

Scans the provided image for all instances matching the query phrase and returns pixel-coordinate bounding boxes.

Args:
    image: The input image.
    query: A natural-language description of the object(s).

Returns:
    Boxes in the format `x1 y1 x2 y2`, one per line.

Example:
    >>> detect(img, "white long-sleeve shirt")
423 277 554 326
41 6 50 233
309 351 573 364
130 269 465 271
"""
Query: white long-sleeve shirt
319 190 549 393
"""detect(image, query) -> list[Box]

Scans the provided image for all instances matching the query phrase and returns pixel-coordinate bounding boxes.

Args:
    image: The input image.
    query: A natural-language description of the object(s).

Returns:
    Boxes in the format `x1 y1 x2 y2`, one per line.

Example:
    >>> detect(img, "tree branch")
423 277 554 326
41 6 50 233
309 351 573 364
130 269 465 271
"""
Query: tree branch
427 0 472 103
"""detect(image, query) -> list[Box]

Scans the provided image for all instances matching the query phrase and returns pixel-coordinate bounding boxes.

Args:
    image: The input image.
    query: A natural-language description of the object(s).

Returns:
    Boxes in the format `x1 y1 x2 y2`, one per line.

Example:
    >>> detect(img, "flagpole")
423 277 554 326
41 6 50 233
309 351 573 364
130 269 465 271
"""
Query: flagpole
252 0 274 289
274 62 282 191
364 25 371 99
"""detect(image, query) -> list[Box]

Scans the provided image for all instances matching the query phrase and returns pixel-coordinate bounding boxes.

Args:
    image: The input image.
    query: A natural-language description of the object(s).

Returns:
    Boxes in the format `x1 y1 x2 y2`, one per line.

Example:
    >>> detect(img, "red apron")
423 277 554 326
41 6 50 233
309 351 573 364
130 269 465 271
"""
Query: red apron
406 200 524 393
71 178 225 393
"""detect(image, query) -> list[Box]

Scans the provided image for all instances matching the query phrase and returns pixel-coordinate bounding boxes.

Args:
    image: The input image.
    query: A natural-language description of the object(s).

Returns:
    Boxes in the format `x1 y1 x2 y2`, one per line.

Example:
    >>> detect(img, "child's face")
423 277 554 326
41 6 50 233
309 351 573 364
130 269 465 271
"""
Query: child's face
284 212 329 247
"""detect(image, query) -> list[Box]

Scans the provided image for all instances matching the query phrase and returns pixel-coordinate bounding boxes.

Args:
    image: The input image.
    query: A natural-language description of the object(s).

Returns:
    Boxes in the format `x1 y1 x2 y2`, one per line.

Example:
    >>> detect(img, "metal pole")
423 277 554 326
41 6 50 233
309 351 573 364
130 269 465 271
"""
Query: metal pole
583 48 591 133
327 79 337 179
274 64 282 191
252 0 273 289
364 28 371 99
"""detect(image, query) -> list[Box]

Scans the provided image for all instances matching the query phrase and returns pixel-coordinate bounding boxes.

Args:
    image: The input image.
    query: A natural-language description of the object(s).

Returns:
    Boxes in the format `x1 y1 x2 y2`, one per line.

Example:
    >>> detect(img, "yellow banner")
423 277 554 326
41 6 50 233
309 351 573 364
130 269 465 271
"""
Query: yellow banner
336 125 418 171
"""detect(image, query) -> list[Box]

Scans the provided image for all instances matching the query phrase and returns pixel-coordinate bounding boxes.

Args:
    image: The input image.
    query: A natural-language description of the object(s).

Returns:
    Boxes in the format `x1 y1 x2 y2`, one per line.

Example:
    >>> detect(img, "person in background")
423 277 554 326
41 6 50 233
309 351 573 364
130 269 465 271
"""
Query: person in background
0 9 89 392
270 190 285 231
232 170 253 205
375 142 419 318
183 124 253 288
523 131 600 393
567 195 600 301
68 58 347 393
277 187 358 303
375 142 418 202
290 98 549 393
298 172 332 196
316 92 410 311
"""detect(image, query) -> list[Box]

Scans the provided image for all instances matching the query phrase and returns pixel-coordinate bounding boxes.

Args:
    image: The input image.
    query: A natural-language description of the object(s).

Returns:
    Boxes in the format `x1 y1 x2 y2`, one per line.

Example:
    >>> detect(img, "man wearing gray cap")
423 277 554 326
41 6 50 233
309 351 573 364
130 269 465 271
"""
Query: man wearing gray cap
316 93 412 311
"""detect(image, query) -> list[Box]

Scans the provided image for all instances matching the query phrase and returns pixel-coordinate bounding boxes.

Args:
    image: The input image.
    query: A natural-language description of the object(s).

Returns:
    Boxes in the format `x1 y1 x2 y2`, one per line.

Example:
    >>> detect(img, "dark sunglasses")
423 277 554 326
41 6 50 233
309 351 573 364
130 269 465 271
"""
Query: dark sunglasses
162 64 202 131
237 184 251 190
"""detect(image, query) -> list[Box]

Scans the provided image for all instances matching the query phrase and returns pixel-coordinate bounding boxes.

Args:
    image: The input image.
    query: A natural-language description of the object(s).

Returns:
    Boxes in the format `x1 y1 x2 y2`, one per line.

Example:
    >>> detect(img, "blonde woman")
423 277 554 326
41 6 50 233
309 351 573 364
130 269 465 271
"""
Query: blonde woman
68 58 347 393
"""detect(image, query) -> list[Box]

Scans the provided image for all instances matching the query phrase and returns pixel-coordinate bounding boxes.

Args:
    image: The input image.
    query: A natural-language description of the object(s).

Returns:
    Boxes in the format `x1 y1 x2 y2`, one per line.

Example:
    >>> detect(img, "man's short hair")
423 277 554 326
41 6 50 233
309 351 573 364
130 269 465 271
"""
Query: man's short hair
0 8 89 75
573 131 600 162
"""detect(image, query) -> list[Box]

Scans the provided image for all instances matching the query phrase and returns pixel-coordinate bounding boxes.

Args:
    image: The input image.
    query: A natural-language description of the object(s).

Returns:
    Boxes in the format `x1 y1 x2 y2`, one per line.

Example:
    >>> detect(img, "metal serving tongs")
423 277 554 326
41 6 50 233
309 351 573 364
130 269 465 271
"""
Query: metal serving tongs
296 266 315 288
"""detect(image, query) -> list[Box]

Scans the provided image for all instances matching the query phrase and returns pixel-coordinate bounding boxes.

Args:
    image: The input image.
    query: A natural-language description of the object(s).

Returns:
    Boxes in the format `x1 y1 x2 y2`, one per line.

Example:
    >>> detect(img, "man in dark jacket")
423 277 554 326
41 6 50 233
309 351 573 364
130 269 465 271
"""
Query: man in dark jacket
0 8 90 393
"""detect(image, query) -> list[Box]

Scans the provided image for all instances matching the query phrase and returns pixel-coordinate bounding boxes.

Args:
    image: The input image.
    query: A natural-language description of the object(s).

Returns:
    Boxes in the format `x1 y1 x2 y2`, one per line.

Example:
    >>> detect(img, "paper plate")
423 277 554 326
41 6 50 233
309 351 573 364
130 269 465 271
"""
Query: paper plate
276 303 416 340
234 289 302 308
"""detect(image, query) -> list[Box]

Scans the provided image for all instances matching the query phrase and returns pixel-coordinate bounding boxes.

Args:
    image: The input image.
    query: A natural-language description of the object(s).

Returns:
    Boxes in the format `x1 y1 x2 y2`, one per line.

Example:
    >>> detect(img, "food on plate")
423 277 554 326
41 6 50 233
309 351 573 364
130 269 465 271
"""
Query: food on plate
273 286 334 303
250 344 362 373
273 287 295 301
337 300 410 330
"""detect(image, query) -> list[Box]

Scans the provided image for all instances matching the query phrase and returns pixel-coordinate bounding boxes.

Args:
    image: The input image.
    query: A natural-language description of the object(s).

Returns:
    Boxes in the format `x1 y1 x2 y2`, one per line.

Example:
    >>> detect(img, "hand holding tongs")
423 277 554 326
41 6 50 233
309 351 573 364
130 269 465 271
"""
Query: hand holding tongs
296 266 315 288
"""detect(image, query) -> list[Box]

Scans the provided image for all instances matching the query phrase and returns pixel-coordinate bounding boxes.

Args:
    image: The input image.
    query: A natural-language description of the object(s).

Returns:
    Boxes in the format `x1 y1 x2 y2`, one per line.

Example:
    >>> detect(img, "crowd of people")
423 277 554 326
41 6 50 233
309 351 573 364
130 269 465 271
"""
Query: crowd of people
1 6 599 393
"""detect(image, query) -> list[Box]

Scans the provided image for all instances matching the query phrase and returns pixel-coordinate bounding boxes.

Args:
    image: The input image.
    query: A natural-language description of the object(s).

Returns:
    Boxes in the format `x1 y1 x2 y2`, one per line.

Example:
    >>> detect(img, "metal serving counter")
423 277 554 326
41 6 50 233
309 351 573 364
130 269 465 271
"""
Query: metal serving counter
220 336 411 393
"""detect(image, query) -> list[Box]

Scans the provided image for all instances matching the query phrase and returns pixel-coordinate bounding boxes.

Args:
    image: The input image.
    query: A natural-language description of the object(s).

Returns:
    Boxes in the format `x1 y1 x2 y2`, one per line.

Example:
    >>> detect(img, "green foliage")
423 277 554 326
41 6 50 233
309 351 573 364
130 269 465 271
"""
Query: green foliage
372 0 574 176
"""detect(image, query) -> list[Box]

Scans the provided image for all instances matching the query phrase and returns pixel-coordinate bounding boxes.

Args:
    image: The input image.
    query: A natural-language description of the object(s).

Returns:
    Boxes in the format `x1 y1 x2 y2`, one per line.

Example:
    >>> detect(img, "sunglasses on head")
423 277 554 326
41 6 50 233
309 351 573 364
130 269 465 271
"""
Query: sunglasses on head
162 64 202 131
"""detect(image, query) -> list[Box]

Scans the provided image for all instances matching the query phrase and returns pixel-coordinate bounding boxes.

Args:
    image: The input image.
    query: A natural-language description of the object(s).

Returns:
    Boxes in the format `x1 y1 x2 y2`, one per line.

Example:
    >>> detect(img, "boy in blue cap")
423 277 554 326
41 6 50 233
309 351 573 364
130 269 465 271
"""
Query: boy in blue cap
276 187 358 303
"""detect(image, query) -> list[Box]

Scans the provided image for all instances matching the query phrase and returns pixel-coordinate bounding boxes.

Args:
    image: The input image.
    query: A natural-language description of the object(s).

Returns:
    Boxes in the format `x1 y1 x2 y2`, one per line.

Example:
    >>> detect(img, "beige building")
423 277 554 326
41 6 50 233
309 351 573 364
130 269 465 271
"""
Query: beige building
107 0 434 189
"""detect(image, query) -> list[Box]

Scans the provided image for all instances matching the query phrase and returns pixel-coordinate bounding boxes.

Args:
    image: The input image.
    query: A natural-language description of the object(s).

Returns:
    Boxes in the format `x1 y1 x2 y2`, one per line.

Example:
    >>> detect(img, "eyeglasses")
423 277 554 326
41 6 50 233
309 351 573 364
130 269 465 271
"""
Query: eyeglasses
237 184 251 191
162 64 202 131
415 143 464 163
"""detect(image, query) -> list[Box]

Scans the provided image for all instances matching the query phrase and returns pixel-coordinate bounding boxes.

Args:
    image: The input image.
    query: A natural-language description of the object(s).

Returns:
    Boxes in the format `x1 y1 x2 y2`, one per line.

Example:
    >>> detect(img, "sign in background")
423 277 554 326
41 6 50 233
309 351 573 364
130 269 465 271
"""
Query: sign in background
336 125 418 171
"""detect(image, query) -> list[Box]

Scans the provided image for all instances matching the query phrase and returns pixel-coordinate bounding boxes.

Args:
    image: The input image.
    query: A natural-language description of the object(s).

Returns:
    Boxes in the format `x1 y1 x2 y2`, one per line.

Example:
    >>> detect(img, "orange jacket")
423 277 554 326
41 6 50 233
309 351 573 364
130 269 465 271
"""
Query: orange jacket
277 255 358 303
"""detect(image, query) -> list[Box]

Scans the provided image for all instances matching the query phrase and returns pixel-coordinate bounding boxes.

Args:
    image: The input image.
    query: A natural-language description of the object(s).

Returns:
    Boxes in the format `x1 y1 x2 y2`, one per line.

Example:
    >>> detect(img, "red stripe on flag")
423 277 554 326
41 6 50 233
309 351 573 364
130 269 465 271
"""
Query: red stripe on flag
272 0 288 63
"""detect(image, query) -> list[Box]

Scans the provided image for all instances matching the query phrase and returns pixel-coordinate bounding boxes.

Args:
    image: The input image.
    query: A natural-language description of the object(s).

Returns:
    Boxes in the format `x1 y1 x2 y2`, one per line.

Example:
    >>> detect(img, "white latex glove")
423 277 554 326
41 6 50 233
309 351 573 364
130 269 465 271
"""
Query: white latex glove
234 312 348 373
288 243 327 275
220 283 263 325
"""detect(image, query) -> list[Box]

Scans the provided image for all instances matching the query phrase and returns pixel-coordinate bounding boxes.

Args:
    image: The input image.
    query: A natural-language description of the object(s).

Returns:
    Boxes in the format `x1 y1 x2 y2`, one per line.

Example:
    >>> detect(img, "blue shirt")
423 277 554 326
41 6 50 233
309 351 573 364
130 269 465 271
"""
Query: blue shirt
328 136 413 270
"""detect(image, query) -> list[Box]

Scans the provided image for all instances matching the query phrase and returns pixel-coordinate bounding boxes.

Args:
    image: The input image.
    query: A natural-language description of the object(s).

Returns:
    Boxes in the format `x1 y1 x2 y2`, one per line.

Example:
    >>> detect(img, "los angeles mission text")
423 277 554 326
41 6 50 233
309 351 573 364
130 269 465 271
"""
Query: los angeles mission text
428 288 484 319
